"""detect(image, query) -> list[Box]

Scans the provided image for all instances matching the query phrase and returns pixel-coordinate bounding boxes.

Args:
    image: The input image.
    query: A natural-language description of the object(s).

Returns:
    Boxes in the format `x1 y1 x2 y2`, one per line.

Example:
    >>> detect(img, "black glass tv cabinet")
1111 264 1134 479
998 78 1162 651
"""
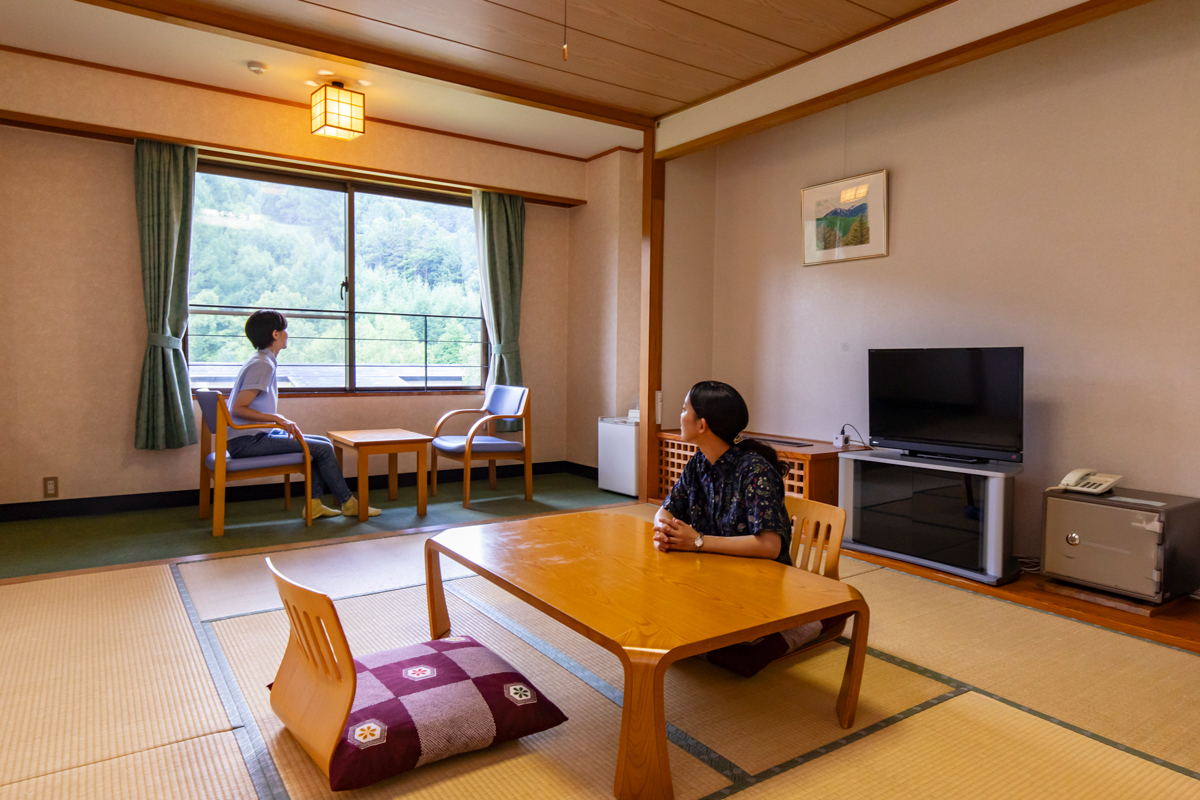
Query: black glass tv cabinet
837 449 1023 585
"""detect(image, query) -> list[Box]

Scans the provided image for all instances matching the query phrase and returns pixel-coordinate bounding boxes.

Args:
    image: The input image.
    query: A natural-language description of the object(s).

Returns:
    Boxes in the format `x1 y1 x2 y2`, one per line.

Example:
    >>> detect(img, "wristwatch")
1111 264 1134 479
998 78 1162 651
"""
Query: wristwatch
693 535 704 551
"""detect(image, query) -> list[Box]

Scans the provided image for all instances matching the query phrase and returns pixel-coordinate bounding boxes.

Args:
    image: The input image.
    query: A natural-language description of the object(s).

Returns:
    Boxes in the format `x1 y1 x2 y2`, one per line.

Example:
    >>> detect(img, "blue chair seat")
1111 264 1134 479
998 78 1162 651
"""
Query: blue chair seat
206 452 307 472
432 435 524 455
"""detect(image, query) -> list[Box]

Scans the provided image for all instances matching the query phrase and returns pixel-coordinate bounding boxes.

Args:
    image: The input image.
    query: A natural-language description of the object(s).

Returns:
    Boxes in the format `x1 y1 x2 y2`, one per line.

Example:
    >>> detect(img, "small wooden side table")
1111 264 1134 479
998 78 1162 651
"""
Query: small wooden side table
327 429 434 520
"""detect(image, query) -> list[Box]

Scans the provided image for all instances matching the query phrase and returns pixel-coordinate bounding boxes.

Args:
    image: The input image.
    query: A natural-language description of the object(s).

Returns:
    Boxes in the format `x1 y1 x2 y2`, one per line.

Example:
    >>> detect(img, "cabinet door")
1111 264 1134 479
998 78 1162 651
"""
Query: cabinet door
1044 497 1160 599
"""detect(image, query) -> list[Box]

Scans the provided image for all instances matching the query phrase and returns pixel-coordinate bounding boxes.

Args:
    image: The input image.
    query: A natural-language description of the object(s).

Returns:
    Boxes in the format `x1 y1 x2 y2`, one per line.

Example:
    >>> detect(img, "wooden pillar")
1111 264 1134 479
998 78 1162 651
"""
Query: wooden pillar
639 127 665 503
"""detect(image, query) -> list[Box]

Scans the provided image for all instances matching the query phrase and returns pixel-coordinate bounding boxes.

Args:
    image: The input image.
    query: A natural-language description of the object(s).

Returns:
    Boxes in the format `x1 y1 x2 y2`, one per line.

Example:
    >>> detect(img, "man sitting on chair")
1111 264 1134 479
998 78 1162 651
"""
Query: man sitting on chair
226 310 379 520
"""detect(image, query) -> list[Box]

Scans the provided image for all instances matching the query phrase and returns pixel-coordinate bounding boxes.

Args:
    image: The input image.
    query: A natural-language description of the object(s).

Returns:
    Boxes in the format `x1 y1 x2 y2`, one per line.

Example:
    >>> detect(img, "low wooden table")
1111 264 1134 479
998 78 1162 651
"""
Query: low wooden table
425 511 869 800
327 428 433 520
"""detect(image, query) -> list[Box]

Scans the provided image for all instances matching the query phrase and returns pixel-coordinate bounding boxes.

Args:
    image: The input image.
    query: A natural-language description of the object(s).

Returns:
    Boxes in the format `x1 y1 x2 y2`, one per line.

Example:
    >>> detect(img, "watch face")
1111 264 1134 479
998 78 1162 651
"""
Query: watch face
694 536 704 550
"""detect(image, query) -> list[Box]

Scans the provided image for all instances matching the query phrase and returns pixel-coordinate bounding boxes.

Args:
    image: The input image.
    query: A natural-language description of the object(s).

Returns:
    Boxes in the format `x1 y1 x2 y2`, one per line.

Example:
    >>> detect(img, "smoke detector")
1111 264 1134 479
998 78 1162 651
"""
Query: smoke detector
247 61 268 75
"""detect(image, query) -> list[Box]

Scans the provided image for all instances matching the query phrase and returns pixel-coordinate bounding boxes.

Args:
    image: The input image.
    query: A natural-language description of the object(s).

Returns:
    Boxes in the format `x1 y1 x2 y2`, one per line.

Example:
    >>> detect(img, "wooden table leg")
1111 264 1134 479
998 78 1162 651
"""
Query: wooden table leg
388 452 398 501
614 651 673 800
836 604 870 728
416 446 428 515
425 542 450 639
357 448 369 522
335 445 343 470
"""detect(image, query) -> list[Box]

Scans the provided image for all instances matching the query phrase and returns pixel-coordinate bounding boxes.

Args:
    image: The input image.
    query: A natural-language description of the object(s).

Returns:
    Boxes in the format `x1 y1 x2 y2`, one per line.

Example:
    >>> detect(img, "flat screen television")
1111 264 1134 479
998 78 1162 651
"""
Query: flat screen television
868 347 1024 463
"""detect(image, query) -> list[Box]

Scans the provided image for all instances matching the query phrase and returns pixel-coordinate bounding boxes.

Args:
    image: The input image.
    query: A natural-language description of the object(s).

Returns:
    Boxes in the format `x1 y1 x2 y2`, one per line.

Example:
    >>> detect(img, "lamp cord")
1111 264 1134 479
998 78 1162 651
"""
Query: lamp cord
563 0 569 60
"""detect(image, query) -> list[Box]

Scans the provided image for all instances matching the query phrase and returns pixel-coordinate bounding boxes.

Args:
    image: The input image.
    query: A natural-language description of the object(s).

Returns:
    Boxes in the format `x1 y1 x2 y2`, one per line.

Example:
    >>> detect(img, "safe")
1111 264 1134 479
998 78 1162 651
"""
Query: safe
1041 486 1200 604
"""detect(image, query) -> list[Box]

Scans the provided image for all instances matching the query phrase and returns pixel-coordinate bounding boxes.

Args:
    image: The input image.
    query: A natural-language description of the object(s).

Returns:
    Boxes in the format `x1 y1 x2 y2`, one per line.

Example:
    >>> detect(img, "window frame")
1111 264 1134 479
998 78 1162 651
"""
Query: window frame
187 161 489 395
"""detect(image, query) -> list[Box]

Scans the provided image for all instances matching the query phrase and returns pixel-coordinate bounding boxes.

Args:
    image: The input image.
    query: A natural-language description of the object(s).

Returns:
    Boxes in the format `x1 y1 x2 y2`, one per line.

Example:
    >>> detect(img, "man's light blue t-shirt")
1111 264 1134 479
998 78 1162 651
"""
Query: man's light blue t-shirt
227 349 278 440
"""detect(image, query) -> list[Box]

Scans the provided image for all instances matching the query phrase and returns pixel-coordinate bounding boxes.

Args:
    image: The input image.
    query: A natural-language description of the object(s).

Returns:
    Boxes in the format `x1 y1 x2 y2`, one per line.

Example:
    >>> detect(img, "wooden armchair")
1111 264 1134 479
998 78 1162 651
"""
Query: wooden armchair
196 389 312 537
430 384 532 509
785 495 850 652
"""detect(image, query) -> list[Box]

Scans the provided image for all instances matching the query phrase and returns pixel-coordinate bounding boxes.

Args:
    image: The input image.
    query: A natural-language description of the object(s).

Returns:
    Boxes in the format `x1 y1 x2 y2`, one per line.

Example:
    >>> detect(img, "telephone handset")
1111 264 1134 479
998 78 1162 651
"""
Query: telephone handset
1059 468 1123 494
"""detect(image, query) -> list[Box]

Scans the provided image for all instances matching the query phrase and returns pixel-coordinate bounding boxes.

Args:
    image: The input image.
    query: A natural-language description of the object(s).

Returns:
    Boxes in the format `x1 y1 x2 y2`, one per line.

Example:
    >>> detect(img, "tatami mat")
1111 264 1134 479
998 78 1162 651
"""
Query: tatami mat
451 577 950 774
213 585 731 800
727 692 1200 799
845 568 1200 771
179 532 476 621
0 733 256 800
0 566 230 785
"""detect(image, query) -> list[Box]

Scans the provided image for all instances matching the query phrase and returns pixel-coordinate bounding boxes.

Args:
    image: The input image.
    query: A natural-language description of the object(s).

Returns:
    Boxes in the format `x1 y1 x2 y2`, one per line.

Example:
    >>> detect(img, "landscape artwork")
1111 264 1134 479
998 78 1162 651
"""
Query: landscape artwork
801 170 888 266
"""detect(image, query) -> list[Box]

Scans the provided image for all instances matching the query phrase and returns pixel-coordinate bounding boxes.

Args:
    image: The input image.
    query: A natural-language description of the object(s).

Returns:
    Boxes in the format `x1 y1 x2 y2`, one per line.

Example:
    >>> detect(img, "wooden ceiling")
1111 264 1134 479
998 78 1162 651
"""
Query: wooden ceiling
88 0 946 125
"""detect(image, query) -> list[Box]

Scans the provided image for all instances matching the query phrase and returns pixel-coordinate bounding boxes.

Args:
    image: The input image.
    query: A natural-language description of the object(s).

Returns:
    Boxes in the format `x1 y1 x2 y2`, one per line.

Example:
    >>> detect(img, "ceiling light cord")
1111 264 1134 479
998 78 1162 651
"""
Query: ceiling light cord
562 0 568 60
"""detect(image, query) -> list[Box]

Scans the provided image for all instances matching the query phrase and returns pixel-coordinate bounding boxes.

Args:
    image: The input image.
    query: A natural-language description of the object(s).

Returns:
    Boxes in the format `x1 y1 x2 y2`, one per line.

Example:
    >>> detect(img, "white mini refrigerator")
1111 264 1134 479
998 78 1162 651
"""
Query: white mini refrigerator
598 416 639 496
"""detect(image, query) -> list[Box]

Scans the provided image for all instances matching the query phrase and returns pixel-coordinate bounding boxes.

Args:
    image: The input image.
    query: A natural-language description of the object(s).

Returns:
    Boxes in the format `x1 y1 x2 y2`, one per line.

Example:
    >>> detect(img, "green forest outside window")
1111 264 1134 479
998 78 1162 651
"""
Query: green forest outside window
186 164 487 392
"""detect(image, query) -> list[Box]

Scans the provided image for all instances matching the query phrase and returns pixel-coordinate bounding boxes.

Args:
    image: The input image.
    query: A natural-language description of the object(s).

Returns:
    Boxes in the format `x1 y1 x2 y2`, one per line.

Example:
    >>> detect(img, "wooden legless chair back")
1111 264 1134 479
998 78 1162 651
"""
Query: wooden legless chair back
785 496 847 580
267 558 356 779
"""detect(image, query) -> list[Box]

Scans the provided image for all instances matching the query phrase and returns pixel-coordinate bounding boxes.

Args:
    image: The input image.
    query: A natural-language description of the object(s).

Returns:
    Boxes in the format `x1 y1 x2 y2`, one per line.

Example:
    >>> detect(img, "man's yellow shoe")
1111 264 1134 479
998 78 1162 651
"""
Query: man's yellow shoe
341 496 381 518
309 498 342 519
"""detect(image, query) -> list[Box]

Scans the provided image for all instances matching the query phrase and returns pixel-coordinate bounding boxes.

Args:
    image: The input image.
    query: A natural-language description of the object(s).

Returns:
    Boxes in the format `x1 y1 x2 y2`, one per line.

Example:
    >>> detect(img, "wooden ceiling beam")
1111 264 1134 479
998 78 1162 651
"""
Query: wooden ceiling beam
75 0 656 130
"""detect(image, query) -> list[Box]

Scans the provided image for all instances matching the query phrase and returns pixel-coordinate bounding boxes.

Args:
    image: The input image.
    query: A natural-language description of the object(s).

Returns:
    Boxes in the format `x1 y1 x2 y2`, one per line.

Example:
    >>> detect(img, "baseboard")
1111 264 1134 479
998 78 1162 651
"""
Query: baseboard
0 461 597 522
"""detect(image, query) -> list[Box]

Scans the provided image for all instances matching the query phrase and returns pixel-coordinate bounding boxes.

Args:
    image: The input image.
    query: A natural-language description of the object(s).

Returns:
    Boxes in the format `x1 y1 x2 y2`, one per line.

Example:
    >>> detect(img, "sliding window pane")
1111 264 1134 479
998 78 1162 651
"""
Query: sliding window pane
188 171 347 389
354 190 482 389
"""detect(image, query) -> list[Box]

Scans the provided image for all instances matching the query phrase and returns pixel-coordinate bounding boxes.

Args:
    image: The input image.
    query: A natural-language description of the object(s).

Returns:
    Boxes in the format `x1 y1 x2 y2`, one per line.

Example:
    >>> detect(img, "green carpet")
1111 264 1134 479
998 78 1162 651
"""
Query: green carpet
0 474 630 579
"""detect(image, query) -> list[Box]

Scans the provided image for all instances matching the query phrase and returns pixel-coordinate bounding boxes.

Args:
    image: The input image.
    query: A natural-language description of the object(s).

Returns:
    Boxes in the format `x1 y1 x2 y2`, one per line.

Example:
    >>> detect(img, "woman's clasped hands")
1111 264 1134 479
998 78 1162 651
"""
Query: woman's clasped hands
652 516 701 552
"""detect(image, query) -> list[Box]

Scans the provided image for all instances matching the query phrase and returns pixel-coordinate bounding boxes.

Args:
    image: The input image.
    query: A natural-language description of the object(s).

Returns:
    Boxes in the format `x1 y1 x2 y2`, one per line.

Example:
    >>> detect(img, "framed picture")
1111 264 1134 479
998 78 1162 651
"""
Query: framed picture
801 170 888 266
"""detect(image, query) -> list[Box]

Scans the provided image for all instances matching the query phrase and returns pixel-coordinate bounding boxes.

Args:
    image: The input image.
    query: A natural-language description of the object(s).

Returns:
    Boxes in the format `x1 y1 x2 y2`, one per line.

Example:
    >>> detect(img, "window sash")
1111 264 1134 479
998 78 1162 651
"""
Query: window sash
187 163 486 393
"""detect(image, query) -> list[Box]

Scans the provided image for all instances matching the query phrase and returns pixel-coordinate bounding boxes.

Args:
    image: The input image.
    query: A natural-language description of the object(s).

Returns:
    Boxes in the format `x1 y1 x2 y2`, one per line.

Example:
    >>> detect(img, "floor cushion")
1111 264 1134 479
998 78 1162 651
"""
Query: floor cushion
705 620 824 679
328 635 567 791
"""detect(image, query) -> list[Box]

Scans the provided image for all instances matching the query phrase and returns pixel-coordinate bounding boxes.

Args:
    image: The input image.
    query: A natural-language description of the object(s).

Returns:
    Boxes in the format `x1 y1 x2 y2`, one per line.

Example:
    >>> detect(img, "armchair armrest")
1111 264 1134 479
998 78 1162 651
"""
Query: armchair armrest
433 408 487 437
464 414 523 444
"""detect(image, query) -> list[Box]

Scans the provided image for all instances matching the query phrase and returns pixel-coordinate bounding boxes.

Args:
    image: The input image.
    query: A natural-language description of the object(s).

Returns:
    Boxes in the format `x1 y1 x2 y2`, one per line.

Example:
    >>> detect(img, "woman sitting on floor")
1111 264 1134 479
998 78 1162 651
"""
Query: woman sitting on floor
652 381 792 564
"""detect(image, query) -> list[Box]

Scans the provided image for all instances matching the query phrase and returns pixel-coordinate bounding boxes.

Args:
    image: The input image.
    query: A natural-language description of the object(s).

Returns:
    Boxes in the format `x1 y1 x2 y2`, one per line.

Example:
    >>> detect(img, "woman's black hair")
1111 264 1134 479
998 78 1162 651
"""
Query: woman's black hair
245 309 288 350
686 381 785 476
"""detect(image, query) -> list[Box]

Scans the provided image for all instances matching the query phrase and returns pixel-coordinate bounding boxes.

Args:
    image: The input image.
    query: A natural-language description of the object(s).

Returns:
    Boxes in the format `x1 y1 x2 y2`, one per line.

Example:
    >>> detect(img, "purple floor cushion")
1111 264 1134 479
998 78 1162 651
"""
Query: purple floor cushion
705 620 825 679
329 635 567 791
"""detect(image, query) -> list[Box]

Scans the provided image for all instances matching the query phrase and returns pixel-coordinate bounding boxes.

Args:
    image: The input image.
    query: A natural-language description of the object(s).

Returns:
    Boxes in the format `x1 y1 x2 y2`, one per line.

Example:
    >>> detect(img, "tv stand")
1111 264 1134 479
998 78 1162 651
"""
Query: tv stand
839 449 1022 585
906 451 988 464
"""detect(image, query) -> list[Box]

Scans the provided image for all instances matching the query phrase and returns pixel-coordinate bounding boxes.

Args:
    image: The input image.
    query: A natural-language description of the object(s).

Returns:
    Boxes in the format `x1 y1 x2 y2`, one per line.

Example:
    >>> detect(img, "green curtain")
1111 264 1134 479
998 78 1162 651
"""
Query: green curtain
133 139 198 450
472 190 525 432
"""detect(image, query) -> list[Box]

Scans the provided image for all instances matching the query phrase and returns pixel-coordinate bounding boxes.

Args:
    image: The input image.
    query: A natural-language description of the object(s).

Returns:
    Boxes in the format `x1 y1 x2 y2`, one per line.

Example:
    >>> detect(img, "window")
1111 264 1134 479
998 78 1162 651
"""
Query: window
187 164 486 392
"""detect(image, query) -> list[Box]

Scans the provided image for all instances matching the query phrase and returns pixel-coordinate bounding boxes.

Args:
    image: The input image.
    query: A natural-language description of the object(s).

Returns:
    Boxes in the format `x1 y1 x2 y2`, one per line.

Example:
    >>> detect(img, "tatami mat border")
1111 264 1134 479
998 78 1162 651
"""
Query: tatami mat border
836 631 1200 783
170 565 289 800
699 688 969 800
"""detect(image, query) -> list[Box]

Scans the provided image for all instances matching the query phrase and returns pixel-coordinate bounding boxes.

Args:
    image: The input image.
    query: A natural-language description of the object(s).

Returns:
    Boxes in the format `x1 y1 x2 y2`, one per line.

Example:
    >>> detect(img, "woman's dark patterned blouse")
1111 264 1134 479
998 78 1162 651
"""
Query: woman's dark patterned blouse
662 446 793 566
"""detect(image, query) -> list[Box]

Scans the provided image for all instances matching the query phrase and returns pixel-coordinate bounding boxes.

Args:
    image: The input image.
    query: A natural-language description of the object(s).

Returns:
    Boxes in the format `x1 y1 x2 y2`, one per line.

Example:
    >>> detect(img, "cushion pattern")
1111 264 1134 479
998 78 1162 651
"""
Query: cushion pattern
432 435 525 455
205 452 306 472
705 620 825 679
328 635 567 791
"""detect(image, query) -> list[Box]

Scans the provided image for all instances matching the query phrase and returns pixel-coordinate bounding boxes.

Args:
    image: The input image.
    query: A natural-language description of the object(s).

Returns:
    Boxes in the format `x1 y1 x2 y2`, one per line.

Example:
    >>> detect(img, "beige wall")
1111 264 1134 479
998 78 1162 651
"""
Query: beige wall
0 125 571 504
662 151 717 424
662 0 1200 555
0 48 586 203
565 150 643 467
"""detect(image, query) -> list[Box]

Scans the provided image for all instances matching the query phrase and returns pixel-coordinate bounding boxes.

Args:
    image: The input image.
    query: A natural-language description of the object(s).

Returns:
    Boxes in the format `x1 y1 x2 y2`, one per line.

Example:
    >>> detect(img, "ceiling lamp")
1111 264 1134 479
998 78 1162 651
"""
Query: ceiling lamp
311 81 364 141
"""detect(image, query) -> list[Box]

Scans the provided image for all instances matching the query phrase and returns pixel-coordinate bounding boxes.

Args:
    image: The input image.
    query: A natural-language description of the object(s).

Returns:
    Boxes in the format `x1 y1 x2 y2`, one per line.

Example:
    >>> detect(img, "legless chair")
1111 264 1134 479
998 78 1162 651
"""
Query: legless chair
785 495 850 652
197 389 312 537
430 384 532 509
266 558 354 782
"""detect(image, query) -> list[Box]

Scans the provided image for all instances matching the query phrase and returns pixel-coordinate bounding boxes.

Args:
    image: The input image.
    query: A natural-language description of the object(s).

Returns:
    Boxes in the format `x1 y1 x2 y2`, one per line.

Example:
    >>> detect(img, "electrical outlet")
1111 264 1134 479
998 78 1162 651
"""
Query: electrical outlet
43 477 59 498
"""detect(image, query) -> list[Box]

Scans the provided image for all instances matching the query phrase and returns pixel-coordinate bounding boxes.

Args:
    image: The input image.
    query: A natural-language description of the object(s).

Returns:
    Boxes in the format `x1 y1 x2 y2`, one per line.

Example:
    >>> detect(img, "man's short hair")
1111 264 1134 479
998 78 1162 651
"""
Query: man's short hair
245 310 288 350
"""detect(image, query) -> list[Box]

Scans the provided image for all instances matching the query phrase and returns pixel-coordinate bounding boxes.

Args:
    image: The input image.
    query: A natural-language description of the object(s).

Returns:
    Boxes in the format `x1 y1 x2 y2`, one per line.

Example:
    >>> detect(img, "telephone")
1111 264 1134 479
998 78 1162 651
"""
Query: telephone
1059 468 1123 494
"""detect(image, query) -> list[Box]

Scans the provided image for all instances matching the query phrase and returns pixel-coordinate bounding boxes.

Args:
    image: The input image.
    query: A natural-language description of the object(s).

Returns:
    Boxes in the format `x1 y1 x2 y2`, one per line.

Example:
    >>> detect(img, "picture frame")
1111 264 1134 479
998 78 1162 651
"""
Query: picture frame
801 169 888 266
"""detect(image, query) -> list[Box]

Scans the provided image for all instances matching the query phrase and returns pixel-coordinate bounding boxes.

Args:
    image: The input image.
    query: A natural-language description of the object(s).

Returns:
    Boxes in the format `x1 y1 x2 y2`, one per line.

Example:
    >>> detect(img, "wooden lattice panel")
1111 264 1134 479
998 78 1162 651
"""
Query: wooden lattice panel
656 432 807 500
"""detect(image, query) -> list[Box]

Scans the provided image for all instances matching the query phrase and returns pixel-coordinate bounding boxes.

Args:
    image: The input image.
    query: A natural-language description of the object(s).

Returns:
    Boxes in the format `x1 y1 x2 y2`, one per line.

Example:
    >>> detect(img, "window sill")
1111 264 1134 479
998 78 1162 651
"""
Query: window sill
192 390 485 399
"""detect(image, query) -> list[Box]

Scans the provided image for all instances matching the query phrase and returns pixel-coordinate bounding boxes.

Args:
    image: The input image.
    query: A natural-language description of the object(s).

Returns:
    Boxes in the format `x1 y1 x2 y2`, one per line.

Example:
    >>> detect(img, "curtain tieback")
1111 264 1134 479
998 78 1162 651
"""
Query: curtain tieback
148 333 183 350
495 342 520 356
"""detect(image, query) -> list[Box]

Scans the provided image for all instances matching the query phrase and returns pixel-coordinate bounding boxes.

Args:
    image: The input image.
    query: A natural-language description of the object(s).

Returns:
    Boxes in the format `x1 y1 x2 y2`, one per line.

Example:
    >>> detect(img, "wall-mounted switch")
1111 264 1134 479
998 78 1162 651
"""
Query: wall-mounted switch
655 391 662 426
43 477 59 498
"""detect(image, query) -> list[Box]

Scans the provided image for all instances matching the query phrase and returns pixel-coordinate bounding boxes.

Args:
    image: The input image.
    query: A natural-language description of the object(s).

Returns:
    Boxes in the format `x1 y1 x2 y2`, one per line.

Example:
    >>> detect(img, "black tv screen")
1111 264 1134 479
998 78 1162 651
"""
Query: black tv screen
868 347 1023 462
